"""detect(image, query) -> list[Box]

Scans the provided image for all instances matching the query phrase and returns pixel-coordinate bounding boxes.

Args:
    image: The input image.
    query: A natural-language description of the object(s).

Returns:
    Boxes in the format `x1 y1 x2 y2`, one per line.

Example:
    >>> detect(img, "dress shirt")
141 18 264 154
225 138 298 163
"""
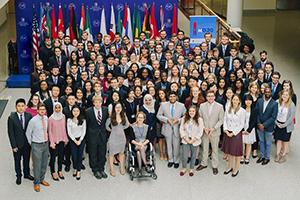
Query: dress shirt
223 108 246 135
26 115 48 144
94 107 102 120
67 119 86 141
263 98 271 113
17 112 25 129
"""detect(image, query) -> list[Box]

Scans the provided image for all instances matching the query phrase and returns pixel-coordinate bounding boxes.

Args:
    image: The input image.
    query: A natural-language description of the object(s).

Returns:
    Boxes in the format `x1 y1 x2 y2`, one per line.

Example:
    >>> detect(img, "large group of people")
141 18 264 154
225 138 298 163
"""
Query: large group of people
7 29 296 192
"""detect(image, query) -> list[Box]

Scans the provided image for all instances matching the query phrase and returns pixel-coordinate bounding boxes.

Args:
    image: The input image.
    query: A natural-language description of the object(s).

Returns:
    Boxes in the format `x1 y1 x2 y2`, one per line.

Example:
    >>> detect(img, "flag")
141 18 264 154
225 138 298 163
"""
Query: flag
142 5 150 39
85 6 93 42
100 7 107 36
69 4 78 41
122 5 133 42
109 4 116 42
133 4 141 38
32 7 40 59
116 7 122 34
51 4 57 39
150 3 158 39
79 4 85 37
58 4 64 33
45 5 51 37
64 4 69 35
172 4 178 34
39 3 46 42
160 5 164 31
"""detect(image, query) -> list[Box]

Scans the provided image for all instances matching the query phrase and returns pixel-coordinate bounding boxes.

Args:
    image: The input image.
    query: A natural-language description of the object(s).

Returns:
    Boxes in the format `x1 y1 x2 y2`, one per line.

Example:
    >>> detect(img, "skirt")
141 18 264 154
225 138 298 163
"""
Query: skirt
222 131 243 156
274 122 292 142
242 129 256 144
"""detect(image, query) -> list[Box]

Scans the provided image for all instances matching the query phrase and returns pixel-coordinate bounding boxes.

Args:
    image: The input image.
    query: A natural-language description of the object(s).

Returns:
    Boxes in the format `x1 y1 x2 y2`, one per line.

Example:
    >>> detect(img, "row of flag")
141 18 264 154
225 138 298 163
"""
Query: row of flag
32 3 178 58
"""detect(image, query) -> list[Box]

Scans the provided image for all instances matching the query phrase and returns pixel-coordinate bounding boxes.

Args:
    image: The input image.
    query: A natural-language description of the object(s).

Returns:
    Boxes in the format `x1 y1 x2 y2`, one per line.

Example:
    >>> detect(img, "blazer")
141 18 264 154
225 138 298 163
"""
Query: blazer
256 97 278 132
49 55 68 76
277 102 296 133
180 117 204 146
199 101 224 136
44 97 65 117
7 112 32 149
245 107 258 133
156 101 186 137
46 76 65 90
85 106 109 144
217 44 231 58
269 82 282 101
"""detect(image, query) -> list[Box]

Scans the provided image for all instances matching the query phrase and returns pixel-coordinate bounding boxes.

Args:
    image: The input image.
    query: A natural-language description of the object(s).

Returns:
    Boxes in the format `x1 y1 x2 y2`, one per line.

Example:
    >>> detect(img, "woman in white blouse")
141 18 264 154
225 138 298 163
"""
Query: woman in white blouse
274 91 296 163
67 105 86 180
222 95 246 177
179 105 204 177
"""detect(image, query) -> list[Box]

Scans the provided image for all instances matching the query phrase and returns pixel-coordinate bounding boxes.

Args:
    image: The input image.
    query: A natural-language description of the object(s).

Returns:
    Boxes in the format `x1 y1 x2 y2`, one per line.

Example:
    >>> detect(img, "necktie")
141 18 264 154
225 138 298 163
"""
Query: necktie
223 45 226 56
42 116 48 141
97 110 102 125
272 85 276 96
171 104 175 118
54 77 57 84
19 114 24 129
57 57 61 66
66 46 69 58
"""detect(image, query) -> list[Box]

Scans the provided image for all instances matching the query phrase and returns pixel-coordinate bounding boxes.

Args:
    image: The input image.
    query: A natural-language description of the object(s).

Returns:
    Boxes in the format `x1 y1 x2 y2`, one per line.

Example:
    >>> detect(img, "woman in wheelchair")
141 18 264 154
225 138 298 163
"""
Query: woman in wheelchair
129 112 150 173
179 105 204 176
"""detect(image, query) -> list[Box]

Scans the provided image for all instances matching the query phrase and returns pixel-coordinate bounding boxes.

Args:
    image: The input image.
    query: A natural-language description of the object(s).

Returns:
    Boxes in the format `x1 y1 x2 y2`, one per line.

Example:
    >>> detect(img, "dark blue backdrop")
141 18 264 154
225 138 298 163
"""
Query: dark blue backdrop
15 0 178 74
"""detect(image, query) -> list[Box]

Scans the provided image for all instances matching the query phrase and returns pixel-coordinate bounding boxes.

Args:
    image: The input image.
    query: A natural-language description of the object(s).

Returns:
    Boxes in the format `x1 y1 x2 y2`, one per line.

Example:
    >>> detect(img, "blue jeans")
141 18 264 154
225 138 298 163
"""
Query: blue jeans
257 130 273 160
70 139 86 171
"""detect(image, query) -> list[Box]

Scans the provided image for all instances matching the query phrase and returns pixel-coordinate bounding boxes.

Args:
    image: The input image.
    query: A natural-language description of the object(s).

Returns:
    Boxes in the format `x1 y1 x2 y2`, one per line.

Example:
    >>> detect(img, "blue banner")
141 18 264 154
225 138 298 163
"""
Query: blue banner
189 15 217 48
15 0 178 74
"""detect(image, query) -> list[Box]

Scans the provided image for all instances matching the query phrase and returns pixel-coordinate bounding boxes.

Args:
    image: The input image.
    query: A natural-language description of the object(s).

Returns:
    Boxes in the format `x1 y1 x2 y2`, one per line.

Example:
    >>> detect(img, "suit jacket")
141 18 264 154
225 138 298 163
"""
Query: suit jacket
157 101 186 137
44 97 64 117
208 42 216 51
76 50 90 62
49 55 68 77
7 112 32 149
269 82 282 101
47 76 65 90
63 106 72 119
199 101 224 136
85 106 109 144
256 97 278 132
217 44 231 58
105 65 121 76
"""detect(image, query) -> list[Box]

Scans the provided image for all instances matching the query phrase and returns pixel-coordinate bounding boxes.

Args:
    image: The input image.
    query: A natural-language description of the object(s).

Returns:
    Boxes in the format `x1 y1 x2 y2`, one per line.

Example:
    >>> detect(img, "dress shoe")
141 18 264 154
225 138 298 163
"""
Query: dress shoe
240 158 245 164
187 157 191 163
196 165 207 171
167 162 174 168
81 164 86 170
34 184 40 192
93 171 102 179
244 159 250 165
213 168 218 175
195 159 200 166
73 170 77 177
256 157 265 164
16 177 21 185
174 163 180 169
262 159 270 165
100 171 108 179
76 172 81 180
58 172 65 180
41 180 50 186
224 168 233 175
64 165 70 172
24 175 34 181
231 171 239 177
51 174 59 181
189 171 194 177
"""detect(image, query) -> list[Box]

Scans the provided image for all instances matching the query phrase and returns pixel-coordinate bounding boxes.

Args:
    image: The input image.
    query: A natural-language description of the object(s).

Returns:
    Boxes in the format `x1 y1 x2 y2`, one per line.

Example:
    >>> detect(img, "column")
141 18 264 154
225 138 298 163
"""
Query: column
226 0 243 29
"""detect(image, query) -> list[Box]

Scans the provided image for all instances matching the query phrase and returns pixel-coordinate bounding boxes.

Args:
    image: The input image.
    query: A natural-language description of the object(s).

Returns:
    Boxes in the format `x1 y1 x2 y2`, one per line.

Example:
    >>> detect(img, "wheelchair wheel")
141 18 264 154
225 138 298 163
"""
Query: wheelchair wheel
151 173 157 180
130 174 134 181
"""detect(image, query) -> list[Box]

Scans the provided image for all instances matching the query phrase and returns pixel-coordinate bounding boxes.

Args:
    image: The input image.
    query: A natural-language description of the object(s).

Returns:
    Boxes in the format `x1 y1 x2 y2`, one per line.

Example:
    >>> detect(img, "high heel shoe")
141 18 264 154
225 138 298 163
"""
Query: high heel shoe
73 170 77 177
232 171 239 177
224 168 233 175
58 172 65 180
76 172 81 180
51 173 59 181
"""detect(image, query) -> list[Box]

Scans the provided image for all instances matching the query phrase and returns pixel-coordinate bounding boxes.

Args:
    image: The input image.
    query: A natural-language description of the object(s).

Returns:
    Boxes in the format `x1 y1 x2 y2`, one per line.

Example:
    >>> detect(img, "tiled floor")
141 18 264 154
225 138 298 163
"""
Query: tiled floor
0 9 300 200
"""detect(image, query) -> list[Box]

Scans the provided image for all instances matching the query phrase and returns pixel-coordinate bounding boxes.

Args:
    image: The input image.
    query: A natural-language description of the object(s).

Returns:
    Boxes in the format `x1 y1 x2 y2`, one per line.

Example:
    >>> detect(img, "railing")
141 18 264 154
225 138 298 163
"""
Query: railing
179 0 241 47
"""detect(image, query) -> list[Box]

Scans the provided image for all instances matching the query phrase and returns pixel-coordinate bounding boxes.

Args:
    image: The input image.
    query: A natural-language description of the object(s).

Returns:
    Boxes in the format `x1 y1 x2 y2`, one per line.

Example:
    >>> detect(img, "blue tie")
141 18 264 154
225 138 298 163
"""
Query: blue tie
171 104 175 118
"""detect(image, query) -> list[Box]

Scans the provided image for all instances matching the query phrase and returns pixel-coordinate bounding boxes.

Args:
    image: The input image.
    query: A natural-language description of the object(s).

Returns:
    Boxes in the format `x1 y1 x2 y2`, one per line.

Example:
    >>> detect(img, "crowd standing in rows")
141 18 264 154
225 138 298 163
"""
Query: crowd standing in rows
7 29 296 192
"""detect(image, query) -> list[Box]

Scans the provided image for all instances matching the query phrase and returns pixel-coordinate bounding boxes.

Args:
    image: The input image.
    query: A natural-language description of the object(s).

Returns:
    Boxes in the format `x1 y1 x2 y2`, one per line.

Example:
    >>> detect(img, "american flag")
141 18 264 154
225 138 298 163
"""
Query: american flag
32 11 40 59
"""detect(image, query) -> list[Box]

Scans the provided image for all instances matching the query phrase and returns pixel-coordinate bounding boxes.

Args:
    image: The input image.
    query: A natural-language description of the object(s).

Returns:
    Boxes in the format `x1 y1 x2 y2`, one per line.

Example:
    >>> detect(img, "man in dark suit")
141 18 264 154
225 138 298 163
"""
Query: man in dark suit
44 85 64 117
105 53 121 76
106 78 127 104
8 98 34 185
46 66 65 90
85 95 109 179
49 47 68 77
264 62 274 83
256 86 278 165
76 41 90 62
100 35 111 56
217 35 232 58
204 32 216 51
39 36 54 71
128 37 141 56
254 50 268 69
269 71 282 100
31 60 50 85
224 47 239 72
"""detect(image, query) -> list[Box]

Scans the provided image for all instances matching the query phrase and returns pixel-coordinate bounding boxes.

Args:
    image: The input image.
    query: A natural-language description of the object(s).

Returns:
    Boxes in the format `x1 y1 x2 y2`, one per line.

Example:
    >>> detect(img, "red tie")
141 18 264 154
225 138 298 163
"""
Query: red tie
42 116 48 142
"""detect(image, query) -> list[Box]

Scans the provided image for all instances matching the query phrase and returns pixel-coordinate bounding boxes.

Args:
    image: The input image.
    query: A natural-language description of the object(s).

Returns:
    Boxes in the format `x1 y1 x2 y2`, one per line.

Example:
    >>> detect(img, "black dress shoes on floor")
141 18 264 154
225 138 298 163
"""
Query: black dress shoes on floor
256 157 265 164
100 171 108 179
65 165 70 172
262 159 270 165
224 168 233 175
16 177 21 185
232 171 239 177
174 163 180 169
94 171 102 179
24 175 34 181
213 168 218 175
167 162 174 168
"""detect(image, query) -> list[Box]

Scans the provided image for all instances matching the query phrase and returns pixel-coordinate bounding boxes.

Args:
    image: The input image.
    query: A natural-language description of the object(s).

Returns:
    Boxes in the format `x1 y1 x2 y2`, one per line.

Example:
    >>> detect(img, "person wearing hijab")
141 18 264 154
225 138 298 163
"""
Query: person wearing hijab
48 102 68 181
140 94 158 144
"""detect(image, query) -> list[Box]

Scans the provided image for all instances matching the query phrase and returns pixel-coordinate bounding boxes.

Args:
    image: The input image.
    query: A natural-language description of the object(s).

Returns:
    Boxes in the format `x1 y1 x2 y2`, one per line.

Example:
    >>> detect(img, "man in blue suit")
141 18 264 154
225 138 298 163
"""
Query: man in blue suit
256 86 278 165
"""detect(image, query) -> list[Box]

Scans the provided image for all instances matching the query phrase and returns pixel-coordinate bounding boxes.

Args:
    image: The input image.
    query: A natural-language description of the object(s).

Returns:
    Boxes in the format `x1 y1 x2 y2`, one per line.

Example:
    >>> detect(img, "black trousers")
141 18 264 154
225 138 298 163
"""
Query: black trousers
70 139 86 171
49 142 65 173
88 142 107 173
13 143 31 178
64 142 72 167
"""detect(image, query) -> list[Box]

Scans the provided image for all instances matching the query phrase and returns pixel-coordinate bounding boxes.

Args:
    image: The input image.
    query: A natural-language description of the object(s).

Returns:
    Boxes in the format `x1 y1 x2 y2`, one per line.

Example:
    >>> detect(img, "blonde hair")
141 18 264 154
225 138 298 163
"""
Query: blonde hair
229 95 241 114
279 90 292 107
248 81 260 97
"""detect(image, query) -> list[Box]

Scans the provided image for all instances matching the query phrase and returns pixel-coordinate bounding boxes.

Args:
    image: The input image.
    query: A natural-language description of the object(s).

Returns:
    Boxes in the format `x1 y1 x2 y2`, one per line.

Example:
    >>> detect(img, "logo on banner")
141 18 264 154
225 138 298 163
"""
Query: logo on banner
20 35 28 42
117 4 124 11
165 18 172 28
93 20 100 27
165 3 173 11
20 50 30 59
91 2 101 12
18 2 26 10
68 3 76 10
18 18 29 27
22 66 31 74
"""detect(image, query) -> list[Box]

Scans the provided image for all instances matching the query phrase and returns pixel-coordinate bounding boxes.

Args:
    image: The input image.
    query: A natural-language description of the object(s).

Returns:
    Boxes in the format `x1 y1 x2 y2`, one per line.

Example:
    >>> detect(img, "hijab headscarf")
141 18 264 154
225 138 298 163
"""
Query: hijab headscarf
143 94 155 113
51 102 65 120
